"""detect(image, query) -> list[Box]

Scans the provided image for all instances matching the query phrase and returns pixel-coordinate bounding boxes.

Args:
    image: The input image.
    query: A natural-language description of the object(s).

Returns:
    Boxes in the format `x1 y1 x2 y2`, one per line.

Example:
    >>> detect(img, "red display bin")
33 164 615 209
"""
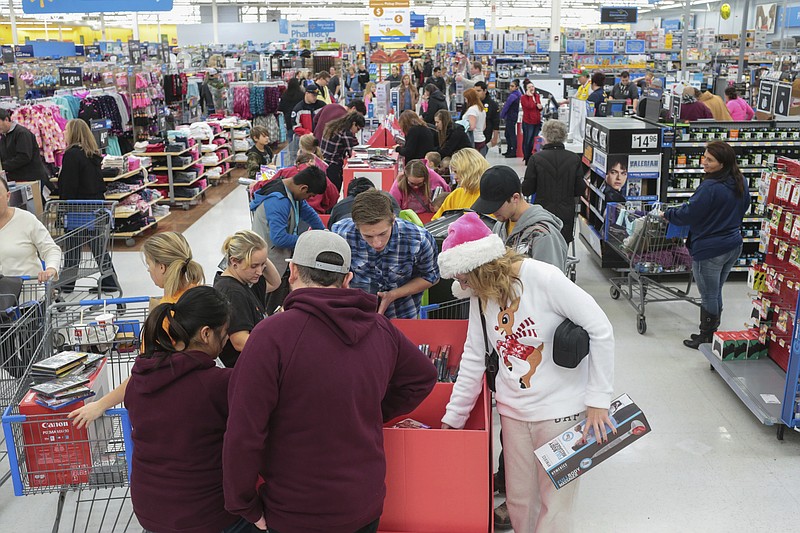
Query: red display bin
382 319 493 533
342 155 400 195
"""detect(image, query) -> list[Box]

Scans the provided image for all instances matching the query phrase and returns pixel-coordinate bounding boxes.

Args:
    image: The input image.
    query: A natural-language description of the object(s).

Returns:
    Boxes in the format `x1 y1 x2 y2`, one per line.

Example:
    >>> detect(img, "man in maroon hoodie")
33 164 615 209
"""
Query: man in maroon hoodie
223 231 437 533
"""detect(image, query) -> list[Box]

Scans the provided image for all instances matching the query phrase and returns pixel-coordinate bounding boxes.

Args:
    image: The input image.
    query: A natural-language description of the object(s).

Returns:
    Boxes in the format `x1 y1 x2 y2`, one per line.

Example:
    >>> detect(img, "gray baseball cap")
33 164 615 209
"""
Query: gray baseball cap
287 230 351 274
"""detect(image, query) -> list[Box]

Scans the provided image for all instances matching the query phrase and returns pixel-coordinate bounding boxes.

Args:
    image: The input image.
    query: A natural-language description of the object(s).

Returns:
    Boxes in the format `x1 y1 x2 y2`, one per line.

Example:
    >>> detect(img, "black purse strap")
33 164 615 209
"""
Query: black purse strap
478 299 490 356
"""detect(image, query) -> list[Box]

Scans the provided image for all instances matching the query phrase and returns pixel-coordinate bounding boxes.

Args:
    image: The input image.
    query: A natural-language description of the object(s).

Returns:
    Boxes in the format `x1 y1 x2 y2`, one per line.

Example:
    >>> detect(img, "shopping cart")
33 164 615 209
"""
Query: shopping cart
0 278 50 487
420 298 471 320
605 203 700 334
40 200 121 299
2 296 150 532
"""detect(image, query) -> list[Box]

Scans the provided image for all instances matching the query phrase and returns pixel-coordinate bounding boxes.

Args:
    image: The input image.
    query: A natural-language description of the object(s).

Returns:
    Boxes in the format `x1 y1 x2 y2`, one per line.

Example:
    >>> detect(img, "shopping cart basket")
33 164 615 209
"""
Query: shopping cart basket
40 200 121 299
420 298 471 320
2 296 151 532
605 203 700 334
0 278 50 487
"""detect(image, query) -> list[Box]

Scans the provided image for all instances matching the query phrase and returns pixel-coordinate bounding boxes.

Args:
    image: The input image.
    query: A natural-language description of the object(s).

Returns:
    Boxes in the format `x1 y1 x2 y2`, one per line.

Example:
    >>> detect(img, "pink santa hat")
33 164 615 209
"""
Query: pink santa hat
437 212 507 279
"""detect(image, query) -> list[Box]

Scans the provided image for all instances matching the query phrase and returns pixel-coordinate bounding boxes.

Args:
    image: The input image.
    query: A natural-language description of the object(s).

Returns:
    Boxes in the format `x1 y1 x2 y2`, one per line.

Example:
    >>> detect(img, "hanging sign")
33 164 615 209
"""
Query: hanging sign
774 82 793 117
58 67 83 87
410 12 425 28
74 45 85 57
473 18 486 30
91 119 111 150
23 0 173 14
473 40 494 55
1 45 15 64
0 73 11 97
536 41 550 54
369 0 411 43
504 40 525 54
128 40 142 65
85 45 101 57
600 7 638 23
15 45 34 58
757 80 776 114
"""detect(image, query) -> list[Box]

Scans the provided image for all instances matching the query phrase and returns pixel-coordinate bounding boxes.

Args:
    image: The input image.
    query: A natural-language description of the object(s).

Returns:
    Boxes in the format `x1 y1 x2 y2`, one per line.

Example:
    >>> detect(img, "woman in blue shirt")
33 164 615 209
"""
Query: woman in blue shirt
664 141 750 349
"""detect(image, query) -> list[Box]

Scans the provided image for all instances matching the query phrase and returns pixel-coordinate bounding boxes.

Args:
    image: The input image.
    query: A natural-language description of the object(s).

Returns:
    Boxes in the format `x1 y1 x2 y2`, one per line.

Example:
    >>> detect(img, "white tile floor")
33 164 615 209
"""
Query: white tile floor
2 147 799 532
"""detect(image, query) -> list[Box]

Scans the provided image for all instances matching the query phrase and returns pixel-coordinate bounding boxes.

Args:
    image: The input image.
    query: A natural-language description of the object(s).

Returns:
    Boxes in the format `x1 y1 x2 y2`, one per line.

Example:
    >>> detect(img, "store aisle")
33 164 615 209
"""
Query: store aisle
2 149 800 532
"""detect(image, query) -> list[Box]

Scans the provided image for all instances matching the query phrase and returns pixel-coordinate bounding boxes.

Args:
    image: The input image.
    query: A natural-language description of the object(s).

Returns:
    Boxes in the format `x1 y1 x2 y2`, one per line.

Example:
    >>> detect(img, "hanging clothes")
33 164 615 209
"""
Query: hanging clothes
12 105 67 165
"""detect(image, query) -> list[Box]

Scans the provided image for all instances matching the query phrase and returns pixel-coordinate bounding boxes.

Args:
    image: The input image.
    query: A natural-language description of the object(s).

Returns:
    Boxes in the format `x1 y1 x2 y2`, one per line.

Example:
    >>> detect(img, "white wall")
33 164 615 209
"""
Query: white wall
176 21 364 47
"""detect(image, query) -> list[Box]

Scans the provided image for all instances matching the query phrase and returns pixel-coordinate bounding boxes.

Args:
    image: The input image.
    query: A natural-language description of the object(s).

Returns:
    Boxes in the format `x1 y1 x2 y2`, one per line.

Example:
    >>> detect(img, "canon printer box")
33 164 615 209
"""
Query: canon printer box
534 394 650 490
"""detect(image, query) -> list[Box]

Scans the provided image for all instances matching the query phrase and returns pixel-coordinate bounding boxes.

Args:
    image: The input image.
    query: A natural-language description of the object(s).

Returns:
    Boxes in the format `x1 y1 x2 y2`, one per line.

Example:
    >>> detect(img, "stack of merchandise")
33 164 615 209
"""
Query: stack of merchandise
29 351 106 410
101 156 126 178
418 344 457 382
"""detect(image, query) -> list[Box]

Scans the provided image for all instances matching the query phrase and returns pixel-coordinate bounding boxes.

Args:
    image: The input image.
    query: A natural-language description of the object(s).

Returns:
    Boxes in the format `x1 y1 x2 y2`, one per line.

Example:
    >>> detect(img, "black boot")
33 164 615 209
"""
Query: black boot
683 308 718 349
691 306 721 341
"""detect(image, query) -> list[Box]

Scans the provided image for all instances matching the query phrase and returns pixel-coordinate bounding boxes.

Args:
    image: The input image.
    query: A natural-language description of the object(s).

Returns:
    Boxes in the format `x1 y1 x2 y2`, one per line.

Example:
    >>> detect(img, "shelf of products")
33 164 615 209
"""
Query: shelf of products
113 215 170 240
152 158 203 172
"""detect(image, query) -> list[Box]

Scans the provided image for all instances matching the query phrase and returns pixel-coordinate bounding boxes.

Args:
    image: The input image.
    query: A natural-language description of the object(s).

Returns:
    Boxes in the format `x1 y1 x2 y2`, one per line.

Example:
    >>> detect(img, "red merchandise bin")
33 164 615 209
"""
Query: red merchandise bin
382 319 493 533
342 155 400 195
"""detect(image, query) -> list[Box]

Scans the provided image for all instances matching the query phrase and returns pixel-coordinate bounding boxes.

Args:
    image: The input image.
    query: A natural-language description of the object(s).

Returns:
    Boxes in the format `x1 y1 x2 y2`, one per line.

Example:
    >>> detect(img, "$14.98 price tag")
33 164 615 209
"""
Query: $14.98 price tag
631 133 658 150
58 67 83 88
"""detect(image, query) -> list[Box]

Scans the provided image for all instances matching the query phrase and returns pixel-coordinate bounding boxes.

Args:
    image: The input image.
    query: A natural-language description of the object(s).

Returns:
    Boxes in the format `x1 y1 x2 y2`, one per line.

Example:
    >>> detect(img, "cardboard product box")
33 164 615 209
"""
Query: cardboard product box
18 361 109 489
534 394 650 490
743 329 768 360
712 331 749 361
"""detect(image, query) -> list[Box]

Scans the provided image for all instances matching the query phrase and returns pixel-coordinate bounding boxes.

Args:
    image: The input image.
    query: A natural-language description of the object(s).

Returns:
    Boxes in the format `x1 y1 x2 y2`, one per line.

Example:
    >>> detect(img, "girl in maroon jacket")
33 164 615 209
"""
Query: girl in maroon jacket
520 81 543 163
126 286 258 533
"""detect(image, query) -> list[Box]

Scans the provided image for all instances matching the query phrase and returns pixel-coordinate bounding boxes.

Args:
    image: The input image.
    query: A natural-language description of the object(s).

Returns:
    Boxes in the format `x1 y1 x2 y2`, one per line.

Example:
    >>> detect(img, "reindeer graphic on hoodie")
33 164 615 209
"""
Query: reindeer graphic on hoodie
494 297 543 389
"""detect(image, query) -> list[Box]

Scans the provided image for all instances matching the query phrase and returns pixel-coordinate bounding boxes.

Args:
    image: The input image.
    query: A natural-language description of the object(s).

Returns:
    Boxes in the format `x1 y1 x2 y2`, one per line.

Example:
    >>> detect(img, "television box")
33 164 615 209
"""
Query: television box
381 320 490 533
534 394 650 490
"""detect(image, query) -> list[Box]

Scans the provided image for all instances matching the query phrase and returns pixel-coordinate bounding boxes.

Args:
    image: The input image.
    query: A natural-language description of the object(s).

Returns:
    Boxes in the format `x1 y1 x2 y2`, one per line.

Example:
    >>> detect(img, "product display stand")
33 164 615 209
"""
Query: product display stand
199 129 234 185
147 148 207 210
108 164 168 247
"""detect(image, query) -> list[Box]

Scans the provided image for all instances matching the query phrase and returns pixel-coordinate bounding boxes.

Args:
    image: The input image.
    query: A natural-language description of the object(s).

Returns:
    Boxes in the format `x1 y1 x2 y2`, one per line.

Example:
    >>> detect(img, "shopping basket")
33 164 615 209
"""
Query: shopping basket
419 298 471 320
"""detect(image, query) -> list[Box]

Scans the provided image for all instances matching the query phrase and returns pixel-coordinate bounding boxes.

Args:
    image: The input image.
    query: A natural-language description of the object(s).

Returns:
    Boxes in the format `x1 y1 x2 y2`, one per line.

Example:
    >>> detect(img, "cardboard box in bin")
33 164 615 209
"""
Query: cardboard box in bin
534 394 650 490
382 319 491 533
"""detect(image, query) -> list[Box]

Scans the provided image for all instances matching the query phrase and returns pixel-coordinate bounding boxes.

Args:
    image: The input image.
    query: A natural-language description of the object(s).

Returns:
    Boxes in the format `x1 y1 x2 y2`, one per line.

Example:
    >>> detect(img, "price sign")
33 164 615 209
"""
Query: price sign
774 82 793 117
15 45 34 58
1 45 15 64
757 80 775 114
91 119 111 149
631 133 658 150
0 73 11 97
86 45 101 57
670 93 682 122
75 45 85 57
58 67 83 87
160 34 170 63
128 40 142 65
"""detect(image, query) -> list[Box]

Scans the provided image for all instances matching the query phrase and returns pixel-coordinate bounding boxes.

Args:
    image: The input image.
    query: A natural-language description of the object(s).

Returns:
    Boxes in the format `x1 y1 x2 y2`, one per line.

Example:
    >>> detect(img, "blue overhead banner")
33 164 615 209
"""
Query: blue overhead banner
474 18 486 30
308 21 336 33
535 40 550 54
23 0 173 14
279 19 289 34
410 12 425 28
662 18 681 31
786 6 800 28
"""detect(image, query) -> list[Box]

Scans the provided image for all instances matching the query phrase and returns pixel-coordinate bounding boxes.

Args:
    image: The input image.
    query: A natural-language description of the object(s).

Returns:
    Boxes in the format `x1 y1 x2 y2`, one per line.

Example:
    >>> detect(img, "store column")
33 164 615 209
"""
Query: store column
8 0 18 45
212 0 220 44
737 0 752 82
549 0 561 75
133 13 140 40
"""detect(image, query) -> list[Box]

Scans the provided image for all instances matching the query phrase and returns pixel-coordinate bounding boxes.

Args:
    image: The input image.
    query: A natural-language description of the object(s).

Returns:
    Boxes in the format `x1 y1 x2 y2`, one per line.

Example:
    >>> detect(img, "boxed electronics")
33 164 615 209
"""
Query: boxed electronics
712 330 767 361
380 319 492 533
534 394 650 490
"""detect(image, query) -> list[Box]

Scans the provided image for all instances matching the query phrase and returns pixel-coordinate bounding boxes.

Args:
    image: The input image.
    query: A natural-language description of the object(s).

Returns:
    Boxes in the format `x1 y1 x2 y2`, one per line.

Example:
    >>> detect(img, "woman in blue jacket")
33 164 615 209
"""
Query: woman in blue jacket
664 141 750 349
499 79 522 158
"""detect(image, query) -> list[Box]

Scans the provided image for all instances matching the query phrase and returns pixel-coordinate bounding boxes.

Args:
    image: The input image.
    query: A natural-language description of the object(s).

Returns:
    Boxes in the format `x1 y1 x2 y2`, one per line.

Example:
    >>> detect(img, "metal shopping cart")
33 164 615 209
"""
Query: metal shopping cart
40 201 121 299
2 296 151 532
419 298 471 320
605 203 700 334
0 279 50 487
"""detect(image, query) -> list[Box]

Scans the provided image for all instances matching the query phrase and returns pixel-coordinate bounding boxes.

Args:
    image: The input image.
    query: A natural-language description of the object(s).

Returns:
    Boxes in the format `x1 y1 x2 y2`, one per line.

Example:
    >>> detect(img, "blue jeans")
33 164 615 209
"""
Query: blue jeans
522 122 541 161
504 120 517 155
692 244 742 316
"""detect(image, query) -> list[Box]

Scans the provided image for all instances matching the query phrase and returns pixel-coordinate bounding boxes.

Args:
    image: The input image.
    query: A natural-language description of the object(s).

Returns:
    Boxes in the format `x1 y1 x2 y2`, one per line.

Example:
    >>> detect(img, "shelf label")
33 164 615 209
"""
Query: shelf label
0 72 10 97
774 82 792 118
757 80 775 114
504 40 525 54
631 133 658 150
628 154 661 179
760 394 781 404
58 67 83 87
128 39 142 65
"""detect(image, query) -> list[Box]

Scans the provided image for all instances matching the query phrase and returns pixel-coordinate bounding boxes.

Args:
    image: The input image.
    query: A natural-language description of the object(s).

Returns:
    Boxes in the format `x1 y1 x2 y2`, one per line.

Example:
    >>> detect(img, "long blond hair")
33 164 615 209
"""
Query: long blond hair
299 134 323 159
466 249 525 308
222 230 267 266
65 119 101 158
142 232 205 298
450 148 488 193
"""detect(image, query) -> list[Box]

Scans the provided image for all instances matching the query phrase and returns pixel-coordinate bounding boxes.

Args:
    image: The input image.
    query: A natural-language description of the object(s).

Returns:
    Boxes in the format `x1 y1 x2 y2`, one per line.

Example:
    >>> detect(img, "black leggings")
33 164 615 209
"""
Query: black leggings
327 162 344 192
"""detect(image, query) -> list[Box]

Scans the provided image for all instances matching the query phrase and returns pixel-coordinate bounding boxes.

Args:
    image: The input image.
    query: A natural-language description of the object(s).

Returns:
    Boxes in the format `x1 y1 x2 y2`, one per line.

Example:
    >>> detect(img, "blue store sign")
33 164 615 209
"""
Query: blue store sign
595 40 615 54
474 18 486 30
625 40 646 54
15 45 34 58
308 21 336 33
410 12 425 28
566 40 587 54
473 40 493 55
24 0 172 14
786 6 800 28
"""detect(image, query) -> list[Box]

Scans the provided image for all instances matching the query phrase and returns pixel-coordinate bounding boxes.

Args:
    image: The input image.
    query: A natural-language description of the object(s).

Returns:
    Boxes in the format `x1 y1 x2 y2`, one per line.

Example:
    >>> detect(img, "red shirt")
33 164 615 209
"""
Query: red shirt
521 93 542 125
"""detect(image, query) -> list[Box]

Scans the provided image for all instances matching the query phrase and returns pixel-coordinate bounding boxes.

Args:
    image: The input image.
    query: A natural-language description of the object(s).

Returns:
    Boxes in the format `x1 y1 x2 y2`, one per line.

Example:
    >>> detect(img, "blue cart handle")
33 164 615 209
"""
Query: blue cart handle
77 296 152 306
63 200 112 205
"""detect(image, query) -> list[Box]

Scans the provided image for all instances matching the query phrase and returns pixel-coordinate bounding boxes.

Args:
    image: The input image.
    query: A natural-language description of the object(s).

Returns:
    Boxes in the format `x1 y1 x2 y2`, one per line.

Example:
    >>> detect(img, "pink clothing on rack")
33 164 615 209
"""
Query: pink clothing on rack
12 105 66 165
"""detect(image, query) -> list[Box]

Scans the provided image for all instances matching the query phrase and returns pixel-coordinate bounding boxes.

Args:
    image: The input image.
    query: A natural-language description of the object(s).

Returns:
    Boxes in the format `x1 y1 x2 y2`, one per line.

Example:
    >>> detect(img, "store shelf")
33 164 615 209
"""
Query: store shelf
671 167 764 174
206 168 232 183
202 143 232 153
584 179 605 199
699 344 784 426
105 183 151 201
743 218 762 222
134 148 190 157
152 158 202 172
159 187 207 204
667 189 758 197
114 198 161 219
148 172 208 188
730 266 754 272
580 196 604 220
675 140 800 148
202 155 233 167
104 167 146 183
113 214 170 240
742 237 761 243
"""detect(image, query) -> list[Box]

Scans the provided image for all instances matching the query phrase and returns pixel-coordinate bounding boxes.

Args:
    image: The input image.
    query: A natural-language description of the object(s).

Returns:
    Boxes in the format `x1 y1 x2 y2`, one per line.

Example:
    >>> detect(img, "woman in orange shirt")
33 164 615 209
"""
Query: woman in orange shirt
68 232 205 428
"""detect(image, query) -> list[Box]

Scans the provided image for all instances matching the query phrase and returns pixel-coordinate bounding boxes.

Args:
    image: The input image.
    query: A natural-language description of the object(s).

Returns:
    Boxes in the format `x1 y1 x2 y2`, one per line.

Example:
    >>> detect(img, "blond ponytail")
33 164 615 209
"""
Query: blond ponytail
142 232 205 298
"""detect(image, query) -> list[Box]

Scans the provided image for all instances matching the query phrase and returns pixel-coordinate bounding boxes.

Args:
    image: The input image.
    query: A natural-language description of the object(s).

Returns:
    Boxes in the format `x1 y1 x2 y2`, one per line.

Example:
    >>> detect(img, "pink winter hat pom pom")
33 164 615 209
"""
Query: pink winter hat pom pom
437 212 507 279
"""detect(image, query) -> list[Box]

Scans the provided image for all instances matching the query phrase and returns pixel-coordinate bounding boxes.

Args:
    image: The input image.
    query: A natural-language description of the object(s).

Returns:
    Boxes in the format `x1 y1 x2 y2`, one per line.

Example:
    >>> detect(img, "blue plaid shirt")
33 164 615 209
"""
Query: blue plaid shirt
332 218 440 319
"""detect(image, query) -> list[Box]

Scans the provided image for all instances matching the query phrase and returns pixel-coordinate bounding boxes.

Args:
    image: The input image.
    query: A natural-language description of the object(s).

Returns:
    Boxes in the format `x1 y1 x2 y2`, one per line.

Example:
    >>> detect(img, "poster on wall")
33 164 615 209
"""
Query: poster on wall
755 3 777 33
23 0 172 14
369 0 411 43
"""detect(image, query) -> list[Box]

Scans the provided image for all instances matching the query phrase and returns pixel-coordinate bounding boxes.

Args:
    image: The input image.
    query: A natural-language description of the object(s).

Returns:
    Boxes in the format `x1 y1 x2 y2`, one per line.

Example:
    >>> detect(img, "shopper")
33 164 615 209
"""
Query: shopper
432 147 489 220
633 70 655 92
396 110 437 162
560 70 591 105
223 230 437 533
475 82 500 155
250 165 327 312
426 66 447 94
332 189 440 318
663 141 749 349
679 86 713 121
461 88 487 154
290 84 326 137
386 65 401 83
313 99 366 142
298 133 328 170
413 60 425 89
363 82 377 107
587 72 608 117
58 119 120 294
399 74 419 113
214 231 281 367
421 84 448 125
520 81 543 163
610 71 639 109
390 159 451 215
0 175 60 282
344 66 360 100
269 153 339 215
457 61 485 90
279 78 305 143
500 79 522 158
522 119 585 244
438 212 615 533
69 231 205 429
245 126 273 181
126 286 251 533
314 71 333 104
698 89 733 121
357 62 370 90
328 66 341 101
320 111 366 191
328 177 401 229
725 87 755 121
473 165 568 270
434 109 472 159
0 108 49 190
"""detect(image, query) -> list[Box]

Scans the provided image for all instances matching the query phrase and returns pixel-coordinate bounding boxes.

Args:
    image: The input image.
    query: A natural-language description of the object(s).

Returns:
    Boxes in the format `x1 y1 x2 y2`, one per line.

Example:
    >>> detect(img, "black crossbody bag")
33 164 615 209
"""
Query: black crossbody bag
478 300 500 392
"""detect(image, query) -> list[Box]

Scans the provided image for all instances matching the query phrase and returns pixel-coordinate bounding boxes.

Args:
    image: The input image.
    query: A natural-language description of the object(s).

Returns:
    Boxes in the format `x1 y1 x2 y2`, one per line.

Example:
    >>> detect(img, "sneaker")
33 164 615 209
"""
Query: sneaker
494 502 512 529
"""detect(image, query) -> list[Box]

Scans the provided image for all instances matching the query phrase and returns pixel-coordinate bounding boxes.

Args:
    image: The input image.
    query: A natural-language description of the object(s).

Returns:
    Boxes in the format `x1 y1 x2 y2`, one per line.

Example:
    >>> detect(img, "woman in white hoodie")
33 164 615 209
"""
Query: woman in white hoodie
438 212 615 533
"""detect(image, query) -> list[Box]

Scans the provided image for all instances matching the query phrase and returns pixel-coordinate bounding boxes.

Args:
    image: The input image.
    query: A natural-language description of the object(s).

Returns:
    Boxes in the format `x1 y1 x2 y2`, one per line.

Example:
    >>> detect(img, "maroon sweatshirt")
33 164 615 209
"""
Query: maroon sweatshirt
125 351 238 533
223 287 437 533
